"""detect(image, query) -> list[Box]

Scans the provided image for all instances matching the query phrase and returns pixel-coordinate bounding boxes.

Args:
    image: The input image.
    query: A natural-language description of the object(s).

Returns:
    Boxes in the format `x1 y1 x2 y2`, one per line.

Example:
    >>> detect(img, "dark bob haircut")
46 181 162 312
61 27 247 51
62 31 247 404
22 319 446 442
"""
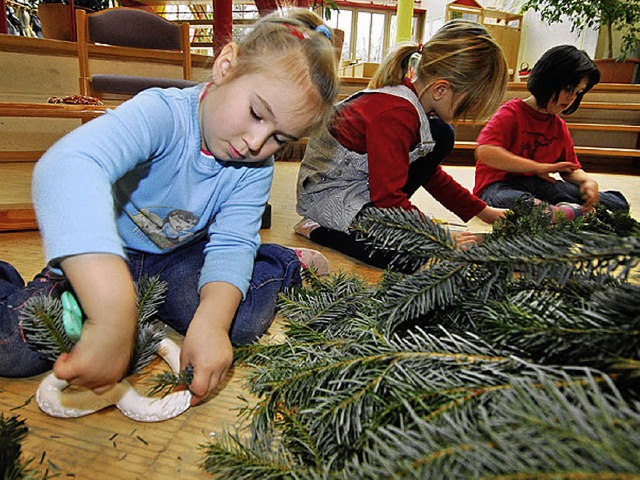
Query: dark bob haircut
527 45 600 115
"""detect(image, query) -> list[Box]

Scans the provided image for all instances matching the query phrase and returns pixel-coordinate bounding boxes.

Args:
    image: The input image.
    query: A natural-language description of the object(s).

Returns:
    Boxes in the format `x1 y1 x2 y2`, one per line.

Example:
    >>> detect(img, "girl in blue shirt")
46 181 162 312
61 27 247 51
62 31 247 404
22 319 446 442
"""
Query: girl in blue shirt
0 8 338 406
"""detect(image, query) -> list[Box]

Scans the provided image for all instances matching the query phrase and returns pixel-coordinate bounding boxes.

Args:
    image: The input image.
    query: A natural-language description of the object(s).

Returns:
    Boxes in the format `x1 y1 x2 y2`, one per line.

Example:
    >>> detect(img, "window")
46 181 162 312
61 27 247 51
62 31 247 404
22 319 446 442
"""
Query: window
158 2 423 62
326 4 424 64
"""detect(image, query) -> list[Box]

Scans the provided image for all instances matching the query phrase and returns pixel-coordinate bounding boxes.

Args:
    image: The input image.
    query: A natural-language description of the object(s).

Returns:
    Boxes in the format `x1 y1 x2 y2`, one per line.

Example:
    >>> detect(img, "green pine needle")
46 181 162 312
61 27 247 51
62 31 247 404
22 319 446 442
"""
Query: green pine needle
19 294 74 362
0 414 38 480
146 365 194 398
136 275 169 325
200 203 640 478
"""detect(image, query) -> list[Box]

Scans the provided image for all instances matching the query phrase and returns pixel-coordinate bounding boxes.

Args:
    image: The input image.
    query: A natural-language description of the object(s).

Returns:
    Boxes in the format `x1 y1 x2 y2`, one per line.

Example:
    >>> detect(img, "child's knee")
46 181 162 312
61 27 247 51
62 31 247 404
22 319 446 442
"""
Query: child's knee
0 309 52 377
600 191 630 213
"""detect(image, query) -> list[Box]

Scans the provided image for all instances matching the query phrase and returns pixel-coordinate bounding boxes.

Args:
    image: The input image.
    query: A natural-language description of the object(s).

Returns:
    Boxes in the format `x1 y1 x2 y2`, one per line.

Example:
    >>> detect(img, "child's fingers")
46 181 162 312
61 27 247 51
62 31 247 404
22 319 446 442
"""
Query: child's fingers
188 366 217 406
52 352 76 381
453 231 477 250
54 349 120 392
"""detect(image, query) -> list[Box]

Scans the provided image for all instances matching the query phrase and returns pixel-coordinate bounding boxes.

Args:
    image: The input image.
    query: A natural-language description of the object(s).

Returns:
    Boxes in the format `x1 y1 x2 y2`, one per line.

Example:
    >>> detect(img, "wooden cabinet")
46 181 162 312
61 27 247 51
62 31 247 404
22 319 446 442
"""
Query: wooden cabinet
445 0 522 81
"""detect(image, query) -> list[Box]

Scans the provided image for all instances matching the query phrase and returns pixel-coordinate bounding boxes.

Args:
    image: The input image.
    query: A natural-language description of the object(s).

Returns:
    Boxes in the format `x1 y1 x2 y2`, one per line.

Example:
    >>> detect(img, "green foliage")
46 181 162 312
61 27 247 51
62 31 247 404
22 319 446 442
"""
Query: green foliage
200 204 640 478
146 365 193 398
0 415 38 480
20 275 168 375
19 294 74 363
520 0 640 59
313 0 339 21
356 372 640 479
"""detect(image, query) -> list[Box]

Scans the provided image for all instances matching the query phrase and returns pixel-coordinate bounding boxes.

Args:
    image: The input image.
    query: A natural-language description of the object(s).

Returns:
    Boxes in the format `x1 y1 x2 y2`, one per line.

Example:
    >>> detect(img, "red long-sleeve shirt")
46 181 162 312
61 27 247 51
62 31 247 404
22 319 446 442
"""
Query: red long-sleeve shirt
330 80 486 222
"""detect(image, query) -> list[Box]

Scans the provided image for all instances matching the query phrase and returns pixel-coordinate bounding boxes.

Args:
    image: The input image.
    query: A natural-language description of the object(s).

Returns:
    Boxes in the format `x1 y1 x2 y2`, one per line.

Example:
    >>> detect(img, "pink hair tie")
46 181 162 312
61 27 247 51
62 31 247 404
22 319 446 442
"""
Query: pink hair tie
284 23 307 40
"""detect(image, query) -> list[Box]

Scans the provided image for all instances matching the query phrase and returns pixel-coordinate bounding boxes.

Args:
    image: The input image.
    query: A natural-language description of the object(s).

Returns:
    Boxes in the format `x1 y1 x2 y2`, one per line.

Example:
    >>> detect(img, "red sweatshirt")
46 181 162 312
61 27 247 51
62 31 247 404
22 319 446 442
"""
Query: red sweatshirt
330 79 486 222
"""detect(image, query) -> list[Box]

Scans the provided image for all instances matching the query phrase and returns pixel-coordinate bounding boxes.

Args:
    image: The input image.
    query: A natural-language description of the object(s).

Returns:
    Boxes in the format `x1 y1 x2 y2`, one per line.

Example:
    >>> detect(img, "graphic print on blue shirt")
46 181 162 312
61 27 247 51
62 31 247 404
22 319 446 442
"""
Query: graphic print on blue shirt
129 207 201 249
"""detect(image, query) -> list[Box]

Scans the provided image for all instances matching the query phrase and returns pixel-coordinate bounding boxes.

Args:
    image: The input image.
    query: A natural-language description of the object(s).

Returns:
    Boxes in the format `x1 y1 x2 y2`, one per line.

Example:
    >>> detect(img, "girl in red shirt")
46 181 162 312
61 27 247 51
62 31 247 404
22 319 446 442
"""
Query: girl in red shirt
296 20 508 271
474 45 629 220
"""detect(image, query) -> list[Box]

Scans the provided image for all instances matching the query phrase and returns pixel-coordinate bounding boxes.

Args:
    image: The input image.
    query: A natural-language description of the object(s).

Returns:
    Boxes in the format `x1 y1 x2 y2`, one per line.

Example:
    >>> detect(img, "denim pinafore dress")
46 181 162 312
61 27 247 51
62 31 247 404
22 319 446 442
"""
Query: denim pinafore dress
296 84 435 233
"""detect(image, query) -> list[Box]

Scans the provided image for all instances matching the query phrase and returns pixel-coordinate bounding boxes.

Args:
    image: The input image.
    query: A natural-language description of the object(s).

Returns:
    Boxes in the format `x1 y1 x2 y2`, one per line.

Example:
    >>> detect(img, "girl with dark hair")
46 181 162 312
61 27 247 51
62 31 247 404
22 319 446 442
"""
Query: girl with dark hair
474 45 629 220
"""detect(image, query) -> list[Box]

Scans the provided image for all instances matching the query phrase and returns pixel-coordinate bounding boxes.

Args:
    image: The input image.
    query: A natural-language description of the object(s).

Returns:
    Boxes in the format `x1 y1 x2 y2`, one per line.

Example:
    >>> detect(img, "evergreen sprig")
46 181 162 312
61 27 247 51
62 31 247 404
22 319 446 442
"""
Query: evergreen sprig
199 204 640 478
200 429 302 480
129 321 167 375
355 371 640 479
351 207 458 270
146 365 194 398
136 274 169 325
19 294 74 362
0 414 38 480
20 275 169 375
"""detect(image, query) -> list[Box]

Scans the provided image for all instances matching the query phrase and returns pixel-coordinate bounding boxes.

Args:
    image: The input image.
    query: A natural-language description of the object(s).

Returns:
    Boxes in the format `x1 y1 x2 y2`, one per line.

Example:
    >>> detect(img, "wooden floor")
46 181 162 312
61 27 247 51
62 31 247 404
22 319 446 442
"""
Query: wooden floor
0 161 638 479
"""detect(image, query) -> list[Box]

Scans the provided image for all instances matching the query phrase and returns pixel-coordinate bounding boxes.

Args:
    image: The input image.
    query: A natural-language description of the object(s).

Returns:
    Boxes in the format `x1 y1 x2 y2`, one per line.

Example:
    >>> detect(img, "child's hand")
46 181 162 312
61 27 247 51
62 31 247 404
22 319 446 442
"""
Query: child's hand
181 321 233 406
53 315 135 393
54 253 138 393
180 281 241 405
476 205 508 224
579 179 599 211
451 231 478 249
536 162 577 183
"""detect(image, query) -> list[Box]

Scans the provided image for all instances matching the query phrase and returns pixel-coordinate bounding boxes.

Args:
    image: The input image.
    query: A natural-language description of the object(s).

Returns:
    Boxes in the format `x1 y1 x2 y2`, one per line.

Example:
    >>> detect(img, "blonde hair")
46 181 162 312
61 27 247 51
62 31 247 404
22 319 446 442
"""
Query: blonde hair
225 8 339 134
369 19 508 122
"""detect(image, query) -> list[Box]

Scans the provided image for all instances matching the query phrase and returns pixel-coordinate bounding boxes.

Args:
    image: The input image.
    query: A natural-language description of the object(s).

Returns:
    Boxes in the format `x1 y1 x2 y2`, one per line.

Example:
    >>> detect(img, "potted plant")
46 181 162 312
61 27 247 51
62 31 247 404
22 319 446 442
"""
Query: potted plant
36 0 111 41
520 0 640 83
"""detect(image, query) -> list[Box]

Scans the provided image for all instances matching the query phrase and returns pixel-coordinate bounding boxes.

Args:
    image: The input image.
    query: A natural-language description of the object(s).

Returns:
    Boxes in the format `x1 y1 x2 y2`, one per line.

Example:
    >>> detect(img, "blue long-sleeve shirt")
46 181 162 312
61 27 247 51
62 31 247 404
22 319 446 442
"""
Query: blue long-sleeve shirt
33 85 273 296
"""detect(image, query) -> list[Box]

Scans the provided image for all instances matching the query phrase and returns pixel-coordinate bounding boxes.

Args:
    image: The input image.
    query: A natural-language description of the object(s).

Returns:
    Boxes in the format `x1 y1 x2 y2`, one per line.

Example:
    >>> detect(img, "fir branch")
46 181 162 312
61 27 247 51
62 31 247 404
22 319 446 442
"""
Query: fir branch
0 414 38 480
136 275 169 325
200 204 640 478
582 204 640 237
129 321 166 374
463 231 640 282
351 207 457 270
240 328 541 466
199 429 302 480
146 365 194 398
19 294 74 362
488 199 579 240
356 371 640 479
474 288 640 366
378 260 468 331
20 275 168 371
278 272 377 338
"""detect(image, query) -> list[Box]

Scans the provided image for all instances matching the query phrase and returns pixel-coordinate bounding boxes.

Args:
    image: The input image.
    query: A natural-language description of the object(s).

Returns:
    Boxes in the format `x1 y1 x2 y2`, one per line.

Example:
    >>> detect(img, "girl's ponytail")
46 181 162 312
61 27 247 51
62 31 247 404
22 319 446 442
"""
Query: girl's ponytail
368 44 420 89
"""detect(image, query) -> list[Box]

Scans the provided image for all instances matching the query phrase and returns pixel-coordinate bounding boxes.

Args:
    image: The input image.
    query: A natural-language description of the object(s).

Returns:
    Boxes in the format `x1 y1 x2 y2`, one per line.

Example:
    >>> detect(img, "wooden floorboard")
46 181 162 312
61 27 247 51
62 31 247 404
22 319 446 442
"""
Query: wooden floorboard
1 161 639 478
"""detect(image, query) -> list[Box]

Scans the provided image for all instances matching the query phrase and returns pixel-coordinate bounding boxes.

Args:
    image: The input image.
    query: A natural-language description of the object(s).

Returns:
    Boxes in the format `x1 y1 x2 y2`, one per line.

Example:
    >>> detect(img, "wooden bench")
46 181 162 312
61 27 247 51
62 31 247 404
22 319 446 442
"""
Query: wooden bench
0 101 108 120
446 141 640 176
452 140 640 158
0 101 107 231
0 33 212 233
0 101 107 164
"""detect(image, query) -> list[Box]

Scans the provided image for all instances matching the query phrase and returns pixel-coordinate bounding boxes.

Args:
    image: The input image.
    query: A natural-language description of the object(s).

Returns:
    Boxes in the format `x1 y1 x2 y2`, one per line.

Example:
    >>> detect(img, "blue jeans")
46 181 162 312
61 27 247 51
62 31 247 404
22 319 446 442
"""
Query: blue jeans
0 242 301 377
480 176 629 213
